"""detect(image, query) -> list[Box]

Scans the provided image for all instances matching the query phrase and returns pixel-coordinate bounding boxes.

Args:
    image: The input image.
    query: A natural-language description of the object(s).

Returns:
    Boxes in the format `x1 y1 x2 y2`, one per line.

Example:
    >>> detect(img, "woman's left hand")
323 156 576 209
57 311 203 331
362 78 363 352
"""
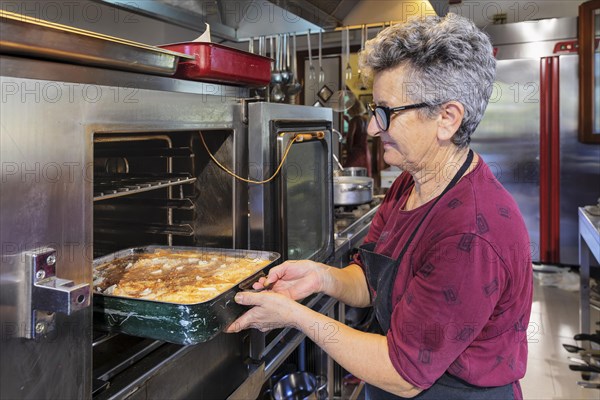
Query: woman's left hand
225 291 300 333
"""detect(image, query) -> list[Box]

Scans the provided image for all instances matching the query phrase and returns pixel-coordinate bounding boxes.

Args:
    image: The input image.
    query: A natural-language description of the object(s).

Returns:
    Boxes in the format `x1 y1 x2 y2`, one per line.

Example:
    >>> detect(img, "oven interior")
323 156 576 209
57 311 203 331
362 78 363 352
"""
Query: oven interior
92 130 240 257
91 129 251 398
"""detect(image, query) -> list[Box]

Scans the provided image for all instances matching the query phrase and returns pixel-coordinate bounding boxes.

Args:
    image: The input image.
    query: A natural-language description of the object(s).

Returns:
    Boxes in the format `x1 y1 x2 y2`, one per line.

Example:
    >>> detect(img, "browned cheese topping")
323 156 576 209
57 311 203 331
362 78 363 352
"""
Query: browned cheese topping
93 250 270 304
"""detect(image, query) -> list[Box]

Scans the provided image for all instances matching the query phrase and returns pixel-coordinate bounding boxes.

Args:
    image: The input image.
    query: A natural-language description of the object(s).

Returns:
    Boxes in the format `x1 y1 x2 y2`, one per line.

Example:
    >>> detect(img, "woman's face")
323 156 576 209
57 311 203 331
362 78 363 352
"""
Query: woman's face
367 65 440 171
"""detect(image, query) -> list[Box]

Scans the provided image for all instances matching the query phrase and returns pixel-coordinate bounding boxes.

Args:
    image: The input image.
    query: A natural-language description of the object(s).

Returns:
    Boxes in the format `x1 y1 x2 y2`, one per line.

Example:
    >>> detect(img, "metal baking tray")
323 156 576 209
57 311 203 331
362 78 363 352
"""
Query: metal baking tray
159 42 271 86
93 246 280 345
0 10 194 75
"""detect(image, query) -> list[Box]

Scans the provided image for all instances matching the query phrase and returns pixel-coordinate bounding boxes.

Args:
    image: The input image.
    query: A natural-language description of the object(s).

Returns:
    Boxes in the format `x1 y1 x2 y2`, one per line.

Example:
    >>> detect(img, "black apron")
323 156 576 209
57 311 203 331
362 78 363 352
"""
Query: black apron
359 150 514 400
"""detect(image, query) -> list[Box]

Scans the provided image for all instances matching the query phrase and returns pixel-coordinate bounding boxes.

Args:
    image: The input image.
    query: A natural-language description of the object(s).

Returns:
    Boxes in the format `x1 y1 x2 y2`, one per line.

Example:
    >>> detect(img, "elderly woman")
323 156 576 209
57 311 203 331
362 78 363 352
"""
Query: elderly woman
227 13 532 400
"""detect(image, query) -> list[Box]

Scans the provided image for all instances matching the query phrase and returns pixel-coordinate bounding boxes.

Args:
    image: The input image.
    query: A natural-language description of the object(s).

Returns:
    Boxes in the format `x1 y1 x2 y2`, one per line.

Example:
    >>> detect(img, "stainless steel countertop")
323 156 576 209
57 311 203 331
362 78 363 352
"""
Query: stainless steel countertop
579 207 600 264
332 205 380 266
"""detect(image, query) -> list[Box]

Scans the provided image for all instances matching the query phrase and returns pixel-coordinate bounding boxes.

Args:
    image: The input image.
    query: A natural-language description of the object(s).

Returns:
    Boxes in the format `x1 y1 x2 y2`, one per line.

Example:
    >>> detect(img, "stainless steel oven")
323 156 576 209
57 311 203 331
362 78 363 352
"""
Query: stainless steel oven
0 51 336 399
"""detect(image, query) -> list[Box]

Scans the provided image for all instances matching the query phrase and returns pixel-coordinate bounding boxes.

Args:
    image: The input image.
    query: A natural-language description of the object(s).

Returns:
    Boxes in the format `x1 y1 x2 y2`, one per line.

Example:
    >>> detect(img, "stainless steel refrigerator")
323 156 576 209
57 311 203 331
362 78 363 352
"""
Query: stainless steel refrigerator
475 17 600 266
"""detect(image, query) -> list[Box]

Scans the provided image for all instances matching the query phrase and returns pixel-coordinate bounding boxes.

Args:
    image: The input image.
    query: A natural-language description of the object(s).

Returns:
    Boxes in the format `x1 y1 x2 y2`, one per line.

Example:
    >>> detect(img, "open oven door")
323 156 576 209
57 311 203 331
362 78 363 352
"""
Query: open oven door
248 103 334 263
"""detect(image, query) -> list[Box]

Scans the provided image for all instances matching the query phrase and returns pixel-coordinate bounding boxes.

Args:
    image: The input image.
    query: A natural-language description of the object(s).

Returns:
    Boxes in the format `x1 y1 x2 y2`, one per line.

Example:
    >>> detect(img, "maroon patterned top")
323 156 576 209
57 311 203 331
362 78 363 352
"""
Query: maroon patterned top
355 156 532 399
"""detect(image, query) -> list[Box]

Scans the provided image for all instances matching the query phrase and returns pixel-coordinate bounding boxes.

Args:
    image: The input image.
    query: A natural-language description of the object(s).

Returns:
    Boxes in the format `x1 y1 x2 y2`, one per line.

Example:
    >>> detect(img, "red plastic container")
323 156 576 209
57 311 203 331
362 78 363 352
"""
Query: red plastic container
159 42 271 87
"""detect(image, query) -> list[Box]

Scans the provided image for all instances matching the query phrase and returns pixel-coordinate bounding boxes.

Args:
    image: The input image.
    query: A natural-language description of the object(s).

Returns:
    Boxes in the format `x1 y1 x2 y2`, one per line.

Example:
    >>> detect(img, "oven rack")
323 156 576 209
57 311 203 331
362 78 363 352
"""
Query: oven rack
94 220 194 236
94 147 194 158
94 197 195 210
93 173 196 201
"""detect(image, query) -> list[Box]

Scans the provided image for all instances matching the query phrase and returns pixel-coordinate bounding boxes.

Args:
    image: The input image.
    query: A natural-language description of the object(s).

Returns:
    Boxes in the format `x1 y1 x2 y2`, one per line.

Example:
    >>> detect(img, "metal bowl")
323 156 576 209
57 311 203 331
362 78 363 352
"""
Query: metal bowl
272 372 327 400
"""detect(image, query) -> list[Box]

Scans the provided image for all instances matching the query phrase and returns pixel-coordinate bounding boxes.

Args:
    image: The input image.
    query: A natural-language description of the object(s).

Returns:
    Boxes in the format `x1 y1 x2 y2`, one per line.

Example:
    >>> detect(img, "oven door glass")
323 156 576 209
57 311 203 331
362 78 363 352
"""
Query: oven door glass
277 130 332 260
248 103 334 263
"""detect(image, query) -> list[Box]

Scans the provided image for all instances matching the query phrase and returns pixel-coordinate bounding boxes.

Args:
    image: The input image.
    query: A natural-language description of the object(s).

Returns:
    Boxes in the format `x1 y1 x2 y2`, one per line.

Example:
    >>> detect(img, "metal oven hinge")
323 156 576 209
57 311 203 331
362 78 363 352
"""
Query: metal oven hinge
240 96 264 125
22 247 90 339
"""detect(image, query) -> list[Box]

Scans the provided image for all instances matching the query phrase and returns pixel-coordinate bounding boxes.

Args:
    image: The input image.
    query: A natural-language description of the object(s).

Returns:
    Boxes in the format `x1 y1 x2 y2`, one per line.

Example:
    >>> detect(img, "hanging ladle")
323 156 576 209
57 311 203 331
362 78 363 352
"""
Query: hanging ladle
286 32 302 96
258 36 265 56
344 27 353 81
280 34 291 84
271 35 285 102
271 36 282 84
326 28 356 112
318 30 325 84
307 29 316 81
358 25 367 90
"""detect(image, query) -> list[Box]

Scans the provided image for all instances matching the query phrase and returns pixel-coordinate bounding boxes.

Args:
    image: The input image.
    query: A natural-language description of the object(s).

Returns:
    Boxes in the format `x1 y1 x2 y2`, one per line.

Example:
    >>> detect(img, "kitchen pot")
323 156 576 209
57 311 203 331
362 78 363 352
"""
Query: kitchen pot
272 372 327 400
333 176 373 206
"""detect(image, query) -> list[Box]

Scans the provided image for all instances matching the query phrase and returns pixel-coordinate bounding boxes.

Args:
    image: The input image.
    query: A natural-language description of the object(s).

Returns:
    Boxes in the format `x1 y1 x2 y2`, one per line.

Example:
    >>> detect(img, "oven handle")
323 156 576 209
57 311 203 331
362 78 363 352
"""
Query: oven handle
281 131 326 142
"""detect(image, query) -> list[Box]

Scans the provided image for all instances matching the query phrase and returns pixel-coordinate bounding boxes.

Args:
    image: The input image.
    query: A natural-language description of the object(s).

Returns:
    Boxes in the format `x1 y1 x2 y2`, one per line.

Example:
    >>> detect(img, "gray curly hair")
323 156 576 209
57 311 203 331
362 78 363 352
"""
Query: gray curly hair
359 13 496 147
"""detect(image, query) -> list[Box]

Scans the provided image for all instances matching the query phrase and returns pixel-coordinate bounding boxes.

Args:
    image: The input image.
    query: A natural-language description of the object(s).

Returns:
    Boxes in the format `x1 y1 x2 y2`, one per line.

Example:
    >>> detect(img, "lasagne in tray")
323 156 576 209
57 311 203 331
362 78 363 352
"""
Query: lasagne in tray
93 249 271 304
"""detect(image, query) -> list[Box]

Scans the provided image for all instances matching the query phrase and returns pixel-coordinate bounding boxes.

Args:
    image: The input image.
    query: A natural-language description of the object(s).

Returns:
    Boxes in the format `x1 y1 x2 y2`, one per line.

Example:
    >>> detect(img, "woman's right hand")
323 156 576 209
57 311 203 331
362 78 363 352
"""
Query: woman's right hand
252 260 330 301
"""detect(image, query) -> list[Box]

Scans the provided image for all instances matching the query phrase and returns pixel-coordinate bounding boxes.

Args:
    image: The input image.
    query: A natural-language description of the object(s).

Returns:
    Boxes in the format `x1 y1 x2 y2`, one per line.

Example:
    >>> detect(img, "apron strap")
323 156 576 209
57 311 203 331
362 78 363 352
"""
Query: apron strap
393 149 473 264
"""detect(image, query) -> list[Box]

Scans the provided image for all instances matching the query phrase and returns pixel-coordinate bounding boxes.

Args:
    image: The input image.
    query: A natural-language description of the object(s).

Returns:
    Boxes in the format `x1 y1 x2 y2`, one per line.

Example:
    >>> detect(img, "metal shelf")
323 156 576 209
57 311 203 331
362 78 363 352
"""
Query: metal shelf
94 221 194 236
94 198 195 211
94 147 194 158
93 174 196 201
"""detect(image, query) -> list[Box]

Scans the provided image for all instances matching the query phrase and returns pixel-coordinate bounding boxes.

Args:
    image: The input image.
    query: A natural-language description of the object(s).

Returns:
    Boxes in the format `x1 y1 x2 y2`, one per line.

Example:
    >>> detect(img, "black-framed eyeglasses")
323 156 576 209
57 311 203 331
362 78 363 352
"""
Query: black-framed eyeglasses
367 102 430 131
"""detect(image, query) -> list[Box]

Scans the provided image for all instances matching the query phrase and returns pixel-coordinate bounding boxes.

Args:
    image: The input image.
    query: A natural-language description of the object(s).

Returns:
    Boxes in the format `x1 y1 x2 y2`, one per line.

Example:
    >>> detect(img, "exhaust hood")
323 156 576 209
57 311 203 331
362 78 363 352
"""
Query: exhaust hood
94 0 331 42
95 0 448 43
